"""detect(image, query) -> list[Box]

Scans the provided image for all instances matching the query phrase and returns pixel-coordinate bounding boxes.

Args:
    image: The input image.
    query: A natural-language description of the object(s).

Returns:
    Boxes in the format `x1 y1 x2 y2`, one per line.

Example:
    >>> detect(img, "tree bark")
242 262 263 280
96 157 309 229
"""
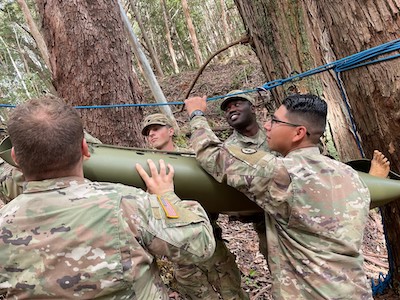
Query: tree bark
35 0 145 147
181 0 203 67
129 0 164 78
161 0 180 74
234 0 400 293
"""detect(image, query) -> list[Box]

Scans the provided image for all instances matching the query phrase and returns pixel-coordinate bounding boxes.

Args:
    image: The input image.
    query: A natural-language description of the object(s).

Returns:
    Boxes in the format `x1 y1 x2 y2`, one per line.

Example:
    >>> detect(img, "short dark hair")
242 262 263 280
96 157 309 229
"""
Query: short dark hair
282 94 327 141
8 96 84 179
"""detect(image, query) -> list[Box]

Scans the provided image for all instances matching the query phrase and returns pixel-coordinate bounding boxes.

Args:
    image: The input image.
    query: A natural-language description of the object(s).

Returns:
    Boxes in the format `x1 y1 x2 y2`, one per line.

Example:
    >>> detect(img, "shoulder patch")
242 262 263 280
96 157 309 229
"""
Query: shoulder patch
226 145 267 166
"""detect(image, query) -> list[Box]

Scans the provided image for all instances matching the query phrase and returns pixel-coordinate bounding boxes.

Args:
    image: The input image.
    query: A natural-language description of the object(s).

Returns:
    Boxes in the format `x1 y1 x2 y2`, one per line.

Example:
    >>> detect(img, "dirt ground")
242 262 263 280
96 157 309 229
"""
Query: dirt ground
142 51 397 299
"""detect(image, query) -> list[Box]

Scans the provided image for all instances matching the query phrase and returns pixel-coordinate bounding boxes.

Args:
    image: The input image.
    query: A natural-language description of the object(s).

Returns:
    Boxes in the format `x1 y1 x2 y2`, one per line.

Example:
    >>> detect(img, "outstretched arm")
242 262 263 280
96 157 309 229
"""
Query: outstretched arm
131 159 215 264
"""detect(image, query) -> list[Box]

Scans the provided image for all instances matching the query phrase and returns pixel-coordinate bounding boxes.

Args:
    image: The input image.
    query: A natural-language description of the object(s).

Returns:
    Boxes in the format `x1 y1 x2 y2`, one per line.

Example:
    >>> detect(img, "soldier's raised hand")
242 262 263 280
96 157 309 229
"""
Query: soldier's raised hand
136 159 175 195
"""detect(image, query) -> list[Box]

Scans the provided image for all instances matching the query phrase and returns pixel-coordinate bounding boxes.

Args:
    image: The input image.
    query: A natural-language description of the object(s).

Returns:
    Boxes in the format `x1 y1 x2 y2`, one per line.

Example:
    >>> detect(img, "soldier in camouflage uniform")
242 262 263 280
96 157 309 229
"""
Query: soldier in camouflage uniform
142 113 187 152
221 90 270 260
0 96 215 299
142 113 248 299
0 131 102 207
185 94 372 299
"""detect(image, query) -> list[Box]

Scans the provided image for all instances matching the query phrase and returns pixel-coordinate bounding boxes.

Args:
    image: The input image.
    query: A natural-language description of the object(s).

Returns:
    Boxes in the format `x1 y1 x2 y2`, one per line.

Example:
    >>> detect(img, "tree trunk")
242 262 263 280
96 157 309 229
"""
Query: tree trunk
35 0 145 147
129 0 164 78
234 0 400 293
181 0 203 67
172 24 192 67
220 0 234 57
161 0 180 74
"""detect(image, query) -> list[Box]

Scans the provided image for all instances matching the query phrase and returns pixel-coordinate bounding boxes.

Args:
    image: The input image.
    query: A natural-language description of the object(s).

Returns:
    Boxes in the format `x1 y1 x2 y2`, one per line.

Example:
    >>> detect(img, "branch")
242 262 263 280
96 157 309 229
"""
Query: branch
184 35 250 99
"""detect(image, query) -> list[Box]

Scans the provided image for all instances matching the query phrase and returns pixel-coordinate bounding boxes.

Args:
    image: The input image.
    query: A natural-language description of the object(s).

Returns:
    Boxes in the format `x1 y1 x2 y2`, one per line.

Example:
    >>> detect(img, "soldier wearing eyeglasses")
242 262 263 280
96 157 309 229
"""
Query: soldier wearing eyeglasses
184 93 372 300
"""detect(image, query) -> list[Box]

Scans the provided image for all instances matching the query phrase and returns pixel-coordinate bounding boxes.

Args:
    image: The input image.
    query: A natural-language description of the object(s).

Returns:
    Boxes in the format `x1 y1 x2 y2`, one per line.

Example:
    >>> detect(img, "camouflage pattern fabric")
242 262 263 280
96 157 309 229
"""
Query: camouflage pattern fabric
174 219 248 300
190 116 372 300
224 125 269 259
0 159 24 207
173 144 247 299
0 177 215 299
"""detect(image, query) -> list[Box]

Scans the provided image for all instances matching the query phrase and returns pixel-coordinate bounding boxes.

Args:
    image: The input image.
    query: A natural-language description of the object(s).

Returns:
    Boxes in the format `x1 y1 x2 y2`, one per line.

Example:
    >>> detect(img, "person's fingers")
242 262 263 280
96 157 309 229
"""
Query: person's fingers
166 163 175 181
147 159 158 177
136 163 150 182
373 150 379 160
159 159 166 176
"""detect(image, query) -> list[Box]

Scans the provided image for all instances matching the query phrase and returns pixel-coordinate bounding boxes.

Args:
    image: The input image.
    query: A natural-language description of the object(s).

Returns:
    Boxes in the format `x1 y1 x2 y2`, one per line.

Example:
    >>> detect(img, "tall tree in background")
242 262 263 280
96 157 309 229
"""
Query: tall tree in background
0 1 51 106
129 0 164 78
160 0 179 73
35 0 145 147
234 0 400 293
181 0 202 67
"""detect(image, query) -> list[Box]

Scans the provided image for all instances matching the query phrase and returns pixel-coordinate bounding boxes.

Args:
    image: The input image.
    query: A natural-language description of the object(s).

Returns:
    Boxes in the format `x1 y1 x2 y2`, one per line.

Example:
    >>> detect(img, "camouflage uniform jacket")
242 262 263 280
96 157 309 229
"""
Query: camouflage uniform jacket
190 116 372 300
224 124 269 152
0 177 215 299
0 159 24 207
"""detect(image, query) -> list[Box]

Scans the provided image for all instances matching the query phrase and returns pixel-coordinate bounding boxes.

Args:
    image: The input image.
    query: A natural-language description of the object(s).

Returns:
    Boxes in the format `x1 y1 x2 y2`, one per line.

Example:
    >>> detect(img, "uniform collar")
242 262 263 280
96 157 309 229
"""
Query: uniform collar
233 125 266 147
286 146 321 158
24 176 90 194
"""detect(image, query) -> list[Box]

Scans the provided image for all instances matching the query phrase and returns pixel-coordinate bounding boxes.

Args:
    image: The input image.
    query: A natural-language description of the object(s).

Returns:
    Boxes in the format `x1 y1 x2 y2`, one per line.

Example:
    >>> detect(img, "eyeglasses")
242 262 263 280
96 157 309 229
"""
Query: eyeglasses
266 115 310 136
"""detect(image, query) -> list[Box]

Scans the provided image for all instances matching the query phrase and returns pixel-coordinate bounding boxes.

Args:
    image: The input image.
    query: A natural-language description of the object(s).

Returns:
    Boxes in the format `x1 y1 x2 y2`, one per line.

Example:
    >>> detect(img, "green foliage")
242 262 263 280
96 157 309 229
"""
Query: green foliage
127 0 244 76
244 269 260 288
0 0 50 106
173 133 190 149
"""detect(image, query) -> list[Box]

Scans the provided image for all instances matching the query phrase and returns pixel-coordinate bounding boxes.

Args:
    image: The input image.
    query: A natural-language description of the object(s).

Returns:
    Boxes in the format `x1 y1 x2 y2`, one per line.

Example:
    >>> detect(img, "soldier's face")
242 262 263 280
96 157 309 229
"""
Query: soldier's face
147 125 174 150
264 105 299 156
224 100 254 130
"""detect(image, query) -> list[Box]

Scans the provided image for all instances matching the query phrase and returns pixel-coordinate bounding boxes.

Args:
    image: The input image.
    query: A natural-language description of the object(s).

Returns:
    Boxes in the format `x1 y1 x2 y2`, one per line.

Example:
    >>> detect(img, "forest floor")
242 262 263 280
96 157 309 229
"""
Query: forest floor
142 50 396 299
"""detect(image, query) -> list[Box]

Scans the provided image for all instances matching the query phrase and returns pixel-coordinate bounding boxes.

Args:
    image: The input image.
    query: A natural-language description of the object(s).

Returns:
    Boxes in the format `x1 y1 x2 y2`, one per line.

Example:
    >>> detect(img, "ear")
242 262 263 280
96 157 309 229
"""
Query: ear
11 147 19 166
292 126 308 142
168 127 174 137
250 105 256 113
82 138 90 159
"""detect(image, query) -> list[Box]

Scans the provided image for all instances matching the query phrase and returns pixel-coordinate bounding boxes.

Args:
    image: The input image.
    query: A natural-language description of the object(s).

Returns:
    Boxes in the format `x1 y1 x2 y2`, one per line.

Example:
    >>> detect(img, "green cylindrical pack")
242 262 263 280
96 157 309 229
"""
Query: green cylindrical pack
1 137 399 211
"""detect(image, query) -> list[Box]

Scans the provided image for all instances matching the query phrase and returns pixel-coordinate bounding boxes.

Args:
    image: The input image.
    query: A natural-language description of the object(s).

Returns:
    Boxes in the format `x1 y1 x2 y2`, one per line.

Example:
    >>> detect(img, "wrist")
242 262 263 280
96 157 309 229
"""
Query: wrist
190 109 205 120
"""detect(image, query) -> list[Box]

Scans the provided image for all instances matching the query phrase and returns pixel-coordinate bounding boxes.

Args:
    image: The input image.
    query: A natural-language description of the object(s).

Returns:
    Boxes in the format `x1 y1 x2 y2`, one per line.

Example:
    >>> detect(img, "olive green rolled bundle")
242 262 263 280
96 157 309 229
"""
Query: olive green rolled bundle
1 137 399 211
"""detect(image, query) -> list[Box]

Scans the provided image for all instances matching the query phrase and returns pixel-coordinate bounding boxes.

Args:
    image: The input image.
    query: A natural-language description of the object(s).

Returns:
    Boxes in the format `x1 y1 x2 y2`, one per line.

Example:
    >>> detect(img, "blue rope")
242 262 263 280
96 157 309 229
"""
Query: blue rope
371 208 394 296
334 71 365 158
1 39 399 110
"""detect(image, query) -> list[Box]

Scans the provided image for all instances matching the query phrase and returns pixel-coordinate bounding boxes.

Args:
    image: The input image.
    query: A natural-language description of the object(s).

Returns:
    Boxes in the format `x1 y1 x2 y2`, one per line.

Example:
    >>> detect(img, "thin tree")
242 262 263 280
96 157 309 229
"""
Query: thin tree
129 0 164 78
220 0 233 56
160 0 179 74
181 0 203 66
16 0 52 75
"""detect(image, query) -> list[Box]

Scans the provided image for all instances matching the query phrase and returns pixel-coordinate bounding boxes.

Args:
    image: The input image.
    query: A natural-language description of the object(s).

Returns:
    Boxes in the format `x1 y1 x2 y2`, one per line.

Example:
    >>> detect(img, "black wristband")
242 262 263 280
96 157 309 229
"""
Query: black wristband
190 110 205 120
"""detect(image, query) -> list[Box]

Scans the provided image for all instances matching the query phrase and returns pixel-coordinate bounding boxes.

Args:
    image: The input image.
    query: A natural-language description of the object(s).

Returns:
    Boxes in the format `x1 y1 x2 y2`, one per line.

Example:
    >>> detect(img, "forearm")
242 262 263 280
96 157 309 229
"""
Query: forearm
189 116 228 183
128 190 215 264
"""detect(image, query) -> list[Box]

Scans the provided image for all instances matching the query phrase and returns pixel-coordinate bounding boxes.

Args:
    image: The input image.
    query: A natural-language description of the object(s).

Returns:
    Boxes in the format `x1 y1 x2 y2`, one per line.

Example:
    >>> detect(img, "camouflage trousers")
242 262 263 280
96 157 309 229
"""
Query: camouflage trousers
253 218 267 259
174 223 249 300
